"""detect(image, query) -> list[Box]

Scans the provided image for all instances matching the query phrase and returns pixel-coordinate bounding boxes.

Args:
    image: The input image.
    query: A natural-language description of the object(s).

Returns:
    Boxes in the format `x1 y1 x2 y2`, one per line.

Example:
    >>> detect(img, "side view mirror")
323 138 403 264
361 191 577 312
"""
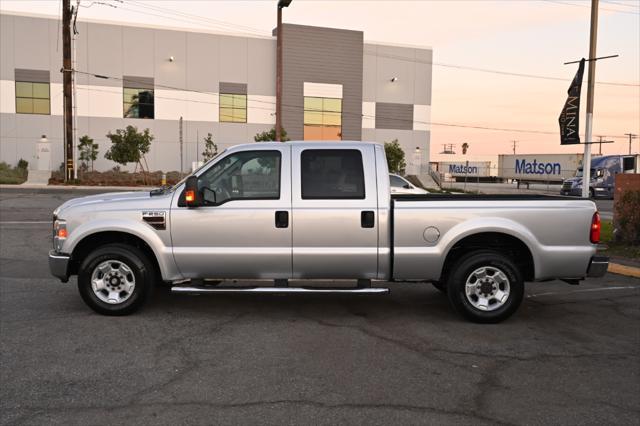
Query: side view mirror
184 175 202 208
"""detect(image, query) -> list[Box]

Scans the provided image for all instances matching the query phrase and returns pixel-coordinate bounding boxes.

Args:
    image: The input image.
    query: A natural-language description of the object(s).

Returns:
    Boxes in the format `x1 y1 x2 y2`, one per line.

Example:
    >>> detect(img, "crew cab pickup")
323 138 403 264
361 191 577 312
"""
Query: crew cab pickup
49 142 608 322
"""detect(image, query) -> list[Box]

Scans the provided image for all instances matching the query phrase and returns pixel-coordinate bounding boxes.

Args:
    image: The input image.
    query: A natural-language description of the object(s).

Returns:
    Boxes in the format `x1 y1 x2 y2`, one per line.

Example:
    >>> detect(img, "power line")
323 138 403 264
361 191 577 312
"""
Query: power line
126 0 269 36
602 0 640 9
545 0 640 15
71 74 634 139
71 1 639 87
374 52 639 87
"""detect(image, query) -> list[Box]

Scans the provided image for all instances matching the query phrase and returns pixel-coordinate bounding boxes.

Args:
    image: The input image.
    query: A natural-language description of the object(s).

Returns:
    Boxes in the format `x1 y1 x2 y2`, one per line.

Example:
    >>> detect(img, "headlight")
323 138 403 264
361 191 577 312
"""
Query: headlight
53 219 67 251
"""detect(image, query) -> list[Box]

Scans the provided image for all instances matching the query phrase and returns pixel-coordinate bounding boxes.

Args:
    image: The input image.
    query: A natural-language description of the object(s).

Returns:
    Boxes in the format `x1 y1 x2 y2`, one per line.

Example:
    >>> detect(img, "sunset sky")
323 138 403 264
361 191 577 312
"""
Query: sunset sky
2 0 638 156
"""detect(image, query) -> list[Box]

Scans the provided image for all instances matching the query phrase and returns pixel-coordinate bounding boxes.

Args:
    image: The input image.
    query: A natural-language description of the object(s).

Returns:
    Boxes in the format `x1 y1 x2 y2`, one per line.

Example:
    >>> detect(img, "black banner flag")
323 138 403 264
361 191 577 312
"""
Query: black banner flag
558 58 585 145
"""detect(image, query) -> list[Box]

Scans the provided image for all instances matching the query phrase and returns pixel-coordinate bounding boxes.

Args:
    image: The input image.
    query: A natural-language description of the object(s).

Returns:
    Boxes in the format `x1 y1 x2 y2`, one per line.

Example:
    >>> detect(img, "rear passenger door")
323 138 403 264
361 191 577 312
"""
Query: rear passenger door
291 145 378 279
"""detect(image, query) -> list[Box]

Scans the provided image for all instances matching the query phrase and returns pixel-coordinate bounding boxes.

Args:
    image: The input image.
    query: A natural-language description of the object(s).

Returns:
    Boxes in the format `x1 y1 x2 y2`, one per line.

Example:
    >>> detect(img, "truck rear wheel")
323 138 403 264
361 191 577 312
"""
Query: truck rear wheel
77 244 155 316
446 250 524 323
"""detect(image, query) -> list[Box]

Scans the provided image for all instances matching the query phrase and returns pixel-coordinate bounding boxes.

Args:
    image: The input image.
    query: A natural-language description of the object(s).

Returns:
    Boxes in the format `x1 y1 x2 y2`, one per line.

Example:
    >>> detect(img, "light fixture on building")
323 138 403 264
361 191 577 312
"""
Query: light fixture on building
391 77 398 83
169 56 175 62
40 135 48 143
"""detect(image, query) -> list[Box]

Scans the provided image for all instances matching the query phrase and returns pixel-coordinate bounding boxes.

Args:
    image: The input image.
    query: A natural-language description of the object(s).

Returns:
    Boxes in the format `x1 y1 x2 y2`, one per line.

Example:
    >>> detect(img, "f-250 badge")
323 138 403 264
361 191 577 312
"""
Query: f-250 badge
142 211 166 230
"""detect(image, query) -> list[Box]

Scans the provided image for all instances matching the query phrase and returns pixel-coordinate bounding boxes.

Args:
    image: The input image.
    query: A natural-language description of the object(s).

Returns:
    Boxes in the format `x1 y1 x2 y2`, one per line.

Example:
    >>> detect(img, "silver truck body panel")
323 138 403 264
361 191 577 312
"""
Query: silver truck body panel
170 144 293 279
290 143 380 279
51 141 601 285
392 198 596 281
54 191 182 281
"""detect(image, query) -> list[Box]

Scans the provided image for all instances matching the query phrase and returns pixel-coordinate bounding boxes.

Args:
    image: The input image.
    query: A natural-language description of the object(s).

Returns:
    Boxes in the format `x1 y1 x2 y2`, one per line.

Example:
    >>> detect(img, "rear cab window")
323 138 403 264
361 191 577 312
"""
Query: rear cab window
301 149 365 199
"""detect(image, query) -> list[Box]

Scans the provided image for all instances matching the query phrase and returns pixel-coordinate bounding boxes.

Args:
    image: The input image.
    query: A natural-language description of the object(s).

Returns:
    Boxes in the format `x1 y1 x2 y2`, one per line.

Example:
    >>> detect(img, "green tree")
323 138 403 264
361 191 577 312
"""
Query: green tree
104 126 153 180
78 135 99 172
254 127 290 142
384 139 406 174
201 132 218 162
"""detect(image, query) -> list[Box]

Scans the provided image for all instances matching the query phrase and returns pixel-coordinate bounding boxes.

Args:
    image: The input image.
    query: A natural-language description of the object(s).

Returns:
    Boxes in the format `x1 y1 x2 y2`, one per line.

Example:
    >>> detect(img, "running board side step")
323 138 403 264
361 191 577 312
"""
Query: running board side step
171 286 389 295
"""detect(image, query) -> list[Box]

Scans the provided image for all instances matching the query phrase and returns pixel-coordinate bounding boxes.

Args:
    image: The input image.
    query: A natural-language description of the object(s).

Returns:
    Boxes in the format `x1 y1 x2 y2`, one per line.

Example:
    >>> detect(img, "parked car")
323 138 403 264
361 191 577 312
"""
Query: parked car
49 141 608 323
389 174 428 195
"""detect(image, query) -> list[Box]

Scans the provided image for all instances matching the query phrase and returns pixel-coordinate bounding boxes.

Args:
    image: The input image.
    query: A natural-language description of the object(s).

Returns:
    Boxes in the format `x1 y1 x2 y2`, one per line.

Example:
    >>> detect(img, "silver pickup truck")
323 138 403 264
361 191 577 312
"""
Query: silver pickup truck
49 141 608 322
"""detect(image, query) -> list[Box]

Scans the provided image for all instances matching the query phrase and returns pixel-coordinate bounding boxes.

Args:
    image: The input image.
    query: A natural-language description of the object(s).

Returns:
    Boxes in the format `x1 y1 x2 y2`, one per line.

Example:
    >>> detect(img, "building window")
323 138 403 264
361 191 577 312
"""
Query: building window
219 94 247 123
303 97 342 140
15 81 50 115
124 87 154 119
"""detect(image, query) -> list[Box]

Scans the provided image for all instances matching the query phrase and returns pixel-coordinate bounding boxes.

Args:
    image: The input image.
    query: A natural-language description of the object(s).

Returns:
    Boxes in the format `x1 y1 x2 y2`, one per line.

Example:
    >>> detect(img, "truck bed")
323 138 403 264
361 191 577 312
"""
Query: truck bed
392 193 585 201
389 194 597 282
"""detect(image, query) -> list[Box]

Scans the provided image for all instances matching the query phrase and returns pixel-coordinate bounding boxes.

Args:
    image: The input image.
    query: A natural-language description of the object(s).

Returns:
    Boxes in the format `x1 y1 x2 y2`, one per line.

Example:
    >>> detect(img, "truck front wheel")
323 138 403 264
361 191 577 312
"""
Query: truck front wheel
77 244 155 316
446 250 524 323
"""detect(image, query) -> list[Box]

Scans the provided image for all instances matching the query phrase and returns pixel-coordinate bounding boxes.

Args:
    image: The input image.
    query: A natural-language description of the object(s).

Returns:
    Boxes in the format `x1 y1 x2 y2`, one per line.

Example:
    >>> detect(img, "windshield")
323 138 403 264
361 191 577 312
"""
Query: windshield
575 168 595 178
169 149 227 192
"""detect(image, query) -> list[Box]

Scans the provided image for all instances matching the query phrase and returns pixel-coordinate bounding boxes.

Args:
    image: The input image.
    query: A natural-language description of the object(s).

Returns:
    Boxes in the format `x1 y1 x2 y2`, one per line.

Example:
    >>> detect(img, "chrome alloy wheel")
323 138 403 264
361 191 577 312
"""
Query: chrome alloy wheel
464 266 510 312
90 260 136 305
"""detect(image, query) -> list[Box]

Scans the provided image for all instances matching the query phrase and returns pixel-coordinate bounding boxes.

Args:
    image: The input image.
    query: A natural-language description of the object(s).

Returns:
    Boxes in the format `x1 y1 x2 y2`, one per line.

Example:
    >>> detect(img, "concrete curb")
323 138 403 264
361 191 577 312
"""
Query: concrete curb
608 263 640 279
1 184 152 192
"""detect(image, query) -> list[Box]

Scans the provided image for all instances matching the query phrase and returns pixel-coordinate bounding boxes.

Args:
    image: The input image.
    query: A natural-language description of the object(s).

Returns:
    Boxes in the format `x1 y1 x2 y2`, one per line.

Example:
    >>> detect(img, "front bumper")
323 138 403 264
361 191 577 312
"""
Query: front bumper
49 250 70 282
587 255 609 278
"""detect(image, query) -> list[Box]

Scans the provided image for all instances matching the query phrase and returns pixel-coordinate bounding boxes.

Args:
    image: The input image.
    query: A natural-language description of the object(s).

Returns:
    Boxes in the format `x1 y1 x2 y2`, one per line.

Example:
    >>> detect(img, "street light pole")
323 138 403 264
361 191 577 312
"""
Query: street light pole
275 0 292 142
582 0 599 198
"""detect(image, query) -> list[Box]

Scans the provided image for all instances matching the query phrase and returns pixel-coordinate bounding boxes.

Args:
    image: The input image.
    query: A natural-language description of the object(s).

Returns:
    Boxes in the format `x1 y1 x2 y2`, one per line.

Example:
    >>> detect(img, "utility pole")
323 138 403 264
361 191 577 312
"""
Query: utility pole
597 135 604 155
582 0 599 198
511 140 518 155
625 133 638 155
62 0 73 182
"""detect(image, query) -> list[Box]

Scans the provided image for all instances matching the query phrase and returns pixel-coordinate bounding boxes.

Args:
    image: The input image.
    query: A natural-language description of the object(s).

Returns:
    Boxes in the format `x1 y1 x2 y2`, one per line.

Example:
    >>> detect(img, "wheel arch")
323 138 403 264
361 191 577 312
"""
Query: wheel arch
441 231 536 283
69 231 162 280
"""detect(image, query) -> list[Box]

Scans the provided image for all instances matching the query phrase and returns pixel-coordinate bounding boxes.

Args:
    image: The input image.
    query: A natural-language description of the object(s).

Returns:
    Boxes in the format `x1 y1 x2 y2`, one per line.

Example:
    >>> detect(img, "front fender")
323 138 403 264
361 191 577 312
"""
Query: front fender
62 219 182 281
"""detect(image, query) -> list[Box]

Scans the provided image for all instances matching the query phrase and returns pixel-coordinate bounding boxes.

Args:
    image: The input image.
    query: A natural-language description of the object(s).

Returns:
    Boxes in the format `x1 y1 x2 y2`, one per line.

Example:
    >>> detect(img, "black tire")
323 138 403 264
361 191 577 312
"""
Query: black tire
77 243 155 316
446 250 524 323
431 281 447 293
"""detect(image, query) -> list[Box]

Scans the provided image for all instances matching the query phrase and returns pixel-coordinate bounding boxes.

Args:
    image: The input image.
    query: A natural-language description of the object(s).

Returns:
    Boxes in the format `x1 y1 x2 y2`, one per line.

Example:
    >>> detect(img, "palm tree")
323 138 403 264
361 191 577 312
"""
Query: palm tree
462 143 469 155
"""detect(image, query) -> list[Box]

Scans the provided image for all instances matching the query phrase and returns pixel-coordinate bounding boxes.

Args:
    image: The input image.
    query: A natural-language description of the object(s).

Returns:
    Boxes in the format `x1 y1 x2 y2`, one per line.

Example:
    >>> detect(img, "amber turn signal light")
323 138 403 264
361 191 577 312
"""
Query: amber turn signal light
57 228 68 239
185 190 195 203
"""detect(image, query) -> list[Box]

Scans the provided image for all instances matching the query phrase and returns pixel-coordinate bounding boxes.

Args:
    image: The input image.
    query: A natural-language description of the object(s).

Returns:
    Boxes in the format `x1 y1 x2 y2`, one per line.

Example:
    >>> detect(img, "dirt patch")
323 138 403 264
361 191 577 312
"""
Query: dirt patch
48 170 184 187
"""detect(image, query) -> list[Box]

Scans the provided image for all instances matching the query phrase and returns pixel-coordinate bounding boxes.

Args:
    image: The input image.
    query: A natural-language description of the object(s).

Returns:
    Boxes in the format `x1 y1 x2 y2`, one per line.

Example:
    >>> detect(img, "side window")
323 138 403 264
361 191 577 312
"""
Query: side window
301 149 365 199
199 151 281 204
390 175 407 188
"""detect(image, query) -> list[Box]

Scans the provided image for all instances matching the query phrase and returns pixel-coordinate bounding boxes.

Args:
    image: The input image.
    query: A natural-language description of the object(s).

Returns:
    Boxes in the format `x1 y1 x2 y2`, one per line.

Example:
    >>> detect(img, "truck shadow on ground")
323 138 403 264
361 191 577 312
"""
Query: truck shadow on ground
146 282 459 322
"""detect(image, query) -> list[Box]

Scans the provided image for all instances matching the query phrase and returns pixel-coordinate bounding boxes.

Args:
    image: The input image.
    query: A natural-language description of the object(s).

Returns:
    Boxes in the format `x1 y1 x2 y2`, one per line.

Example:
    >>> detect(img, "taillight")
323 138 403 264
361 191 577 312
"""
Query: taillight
590 212 601 244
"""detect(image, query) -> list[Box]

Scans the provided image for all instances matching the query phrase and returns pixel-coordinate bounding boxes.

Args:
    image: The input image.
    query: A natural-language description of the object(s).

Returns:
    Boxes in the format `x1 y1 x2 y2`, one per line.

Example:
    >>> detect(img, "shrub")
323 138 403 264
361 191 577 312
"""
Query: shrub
615 190 640 244
384 139 406 174
79 135 99 172
17 159 28 170
105 126 153 173
0 161 28 184
254 127 289 142
201 133 218 162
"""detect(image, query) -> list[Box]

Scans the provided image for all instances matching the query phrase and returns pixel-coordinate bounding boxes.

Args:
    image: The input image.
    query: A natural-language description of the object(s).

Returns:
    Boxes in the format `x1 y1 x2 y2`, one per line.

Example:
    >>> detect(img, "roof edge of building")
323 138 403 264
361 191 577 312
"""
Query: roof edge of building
0 10 275 41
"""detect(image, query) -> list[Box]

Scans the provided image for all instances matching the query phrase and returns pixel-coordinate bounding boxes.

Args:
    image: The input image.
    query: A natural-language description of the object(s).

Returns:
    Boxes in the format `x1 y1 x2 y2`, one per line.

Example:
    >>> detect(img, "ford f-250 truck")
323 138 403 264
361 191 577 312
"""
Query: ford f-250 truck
49 142 608 323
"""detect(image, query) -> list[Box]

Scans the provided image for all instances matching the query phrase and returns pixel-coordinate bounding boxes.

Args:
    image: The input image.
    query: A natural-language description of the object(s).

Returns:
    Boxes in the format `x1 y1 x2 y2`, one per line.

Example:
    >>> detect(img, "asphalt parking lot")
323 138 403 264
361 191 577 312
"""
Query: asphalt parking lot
1 189 638 425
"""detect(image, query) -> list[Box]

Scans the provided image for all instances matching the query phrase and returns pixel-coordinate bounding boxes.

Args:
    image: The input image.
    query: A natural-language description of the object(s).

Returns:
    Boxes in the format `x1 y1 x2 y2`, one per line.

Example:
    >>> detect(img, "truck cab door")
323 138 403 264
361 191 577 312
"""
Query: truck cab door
291 145 379 279
170 146 292 279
